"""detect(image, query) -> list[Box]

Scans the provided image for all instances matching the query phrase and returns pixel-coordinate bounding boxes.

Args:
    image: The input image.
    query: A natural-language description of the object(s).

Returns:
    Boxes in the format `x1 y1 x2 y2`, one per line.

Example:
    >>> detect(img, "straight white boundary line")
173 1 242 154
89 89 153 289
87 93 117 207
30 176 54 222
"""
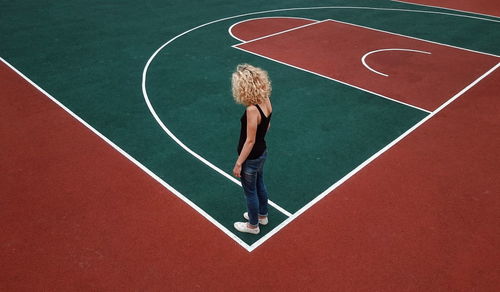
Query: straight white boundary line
143 6 499 251
228 16 317 43
0 57 254 252
233 45 433 113
361 48 432 77
231 18 326 43
391 0 500 20
248 61 500 251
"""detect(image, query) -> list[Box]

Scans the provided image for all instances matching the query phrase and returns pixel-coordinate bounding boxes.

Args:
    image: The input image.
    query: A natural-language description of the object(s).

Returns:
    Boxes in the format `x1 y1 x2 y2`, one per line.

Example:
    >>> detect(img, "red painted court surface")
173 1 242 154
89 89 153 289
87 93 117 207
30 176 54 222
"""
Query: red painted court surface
233 18 499 112
2 47 499 292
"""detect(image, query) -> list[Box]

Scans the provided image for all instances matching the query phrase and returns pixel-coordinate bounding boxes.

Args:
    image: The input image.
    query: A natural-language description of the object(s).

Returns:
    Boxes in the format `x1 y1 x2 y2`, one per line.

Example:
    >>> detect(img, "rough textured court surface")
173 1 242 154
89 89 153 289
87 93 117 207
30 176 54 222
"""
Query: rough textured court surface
1 1 499 291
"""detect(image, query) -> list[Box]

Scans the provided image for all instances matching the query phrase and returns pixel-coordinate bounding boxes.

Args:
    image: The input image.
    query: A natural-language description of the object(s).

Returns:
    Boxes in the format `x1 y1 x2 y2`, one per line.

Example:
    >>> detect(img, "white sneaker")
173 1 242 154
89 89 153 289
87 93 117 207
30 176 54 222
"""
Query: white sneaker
234 222 260 234
243 212 268 225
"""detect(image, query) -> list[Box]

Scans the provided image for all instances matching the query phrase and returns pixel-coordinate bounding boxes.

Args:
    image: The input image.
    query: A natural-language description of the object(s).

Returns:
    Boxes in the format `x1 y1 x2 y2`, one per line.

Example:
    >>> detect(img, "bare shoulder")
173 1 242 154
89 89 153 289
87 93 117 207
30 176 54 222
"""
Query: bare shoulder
246 105 260 125
246 105 259 114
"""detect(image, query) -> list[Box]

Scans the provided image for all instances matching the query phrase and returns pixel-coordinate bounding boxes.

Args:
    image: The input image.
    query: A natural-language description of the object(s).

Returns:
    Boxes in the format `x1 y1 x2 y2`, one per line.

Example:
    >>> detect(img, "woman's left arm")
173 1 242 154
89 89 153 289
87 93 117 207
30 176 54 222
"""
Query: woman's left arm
233 106 259 177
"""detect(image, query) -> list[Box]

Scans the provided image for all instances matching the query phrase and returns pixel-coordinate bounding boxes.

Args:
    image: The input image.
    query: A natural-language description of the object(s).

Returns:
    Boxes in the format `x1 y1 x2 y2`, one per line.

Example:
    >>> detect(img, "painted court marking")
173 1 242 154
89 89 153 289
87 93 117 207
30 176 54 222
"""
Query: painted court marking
228 16 318 43
233 46 432 114
3 6 495 252
361 48 432 77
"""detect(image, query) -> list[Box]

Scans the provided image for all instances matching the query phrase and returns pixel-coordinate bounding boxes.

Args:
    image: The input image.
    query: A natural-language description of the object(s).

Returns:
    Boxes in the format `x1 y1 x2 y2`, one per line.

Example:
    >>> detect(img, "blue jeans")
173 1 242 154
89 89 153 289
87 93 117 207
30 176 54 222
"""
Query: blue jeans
241 151 269 226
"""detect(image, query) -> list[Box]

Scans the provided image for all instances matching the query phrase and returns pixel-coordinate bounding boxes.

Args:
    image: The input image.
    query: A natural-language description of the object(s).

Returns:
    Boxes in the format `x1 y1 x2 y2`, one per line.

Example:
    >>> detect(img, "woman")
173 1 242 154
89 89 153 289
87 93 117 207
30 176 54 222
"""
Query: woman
231 64 272 235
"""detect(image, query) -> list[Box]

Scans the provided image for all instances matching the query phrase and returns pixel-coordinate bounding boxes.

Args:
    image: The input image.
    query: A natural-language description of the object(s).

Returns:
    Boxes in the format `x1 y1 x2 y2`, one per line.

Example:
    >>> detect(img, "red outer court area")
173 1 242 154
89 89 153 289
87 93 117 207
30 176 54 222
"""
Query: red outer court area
233 18 499 112
1 38 499 292
396 0 500 17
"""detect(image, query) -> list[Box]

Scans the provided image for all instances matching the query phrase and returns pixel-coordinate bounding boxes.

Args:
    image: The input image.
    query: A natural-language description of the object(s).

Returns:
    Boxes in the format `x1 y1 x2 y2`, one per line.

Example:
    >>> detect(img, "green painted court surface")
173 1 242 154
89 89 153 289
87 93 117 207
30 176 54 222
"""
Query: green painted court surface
2 1 499 246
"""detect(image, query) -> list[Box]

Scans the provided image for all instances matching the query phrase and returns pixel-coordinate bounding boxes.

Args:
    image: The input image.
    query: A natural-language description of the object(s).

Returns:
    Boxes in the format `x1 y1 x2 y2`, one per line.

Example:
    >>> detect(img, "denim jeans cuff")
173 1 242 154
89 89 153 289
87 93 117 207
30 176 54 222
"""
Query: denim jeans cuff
248 222 259 228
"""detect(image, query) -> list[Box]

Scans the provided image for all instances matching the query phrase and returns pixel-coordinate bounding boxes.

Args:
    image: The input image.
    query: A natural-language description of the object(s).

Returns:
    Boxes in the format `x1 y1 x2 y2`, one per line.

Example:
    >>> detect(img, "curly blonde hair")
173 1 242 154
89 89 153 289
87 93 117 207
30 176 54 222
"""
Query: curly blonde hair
232 64 272 106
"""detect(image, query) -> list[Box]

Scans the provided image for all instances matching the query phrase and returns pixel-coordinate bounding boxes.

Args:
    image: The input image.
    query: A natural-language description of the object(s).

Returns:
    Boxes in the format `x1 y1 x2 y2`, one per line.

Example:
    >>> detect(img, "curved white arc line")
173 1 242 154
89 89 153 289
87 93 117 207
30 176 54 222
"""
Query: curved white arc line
228 16 317 43
361 48 432 77
141 13 293 217
142 91 238 185
141 21 242 186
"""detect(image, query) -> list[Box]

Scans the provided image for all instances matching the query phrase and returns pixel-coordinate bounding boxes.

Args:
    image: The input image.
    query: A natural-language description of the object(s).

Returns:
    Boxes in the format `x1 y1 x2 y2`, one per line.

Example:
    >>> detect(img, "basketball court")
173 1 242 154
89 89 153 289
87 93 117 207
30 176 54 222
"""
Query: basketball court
1 1 499 290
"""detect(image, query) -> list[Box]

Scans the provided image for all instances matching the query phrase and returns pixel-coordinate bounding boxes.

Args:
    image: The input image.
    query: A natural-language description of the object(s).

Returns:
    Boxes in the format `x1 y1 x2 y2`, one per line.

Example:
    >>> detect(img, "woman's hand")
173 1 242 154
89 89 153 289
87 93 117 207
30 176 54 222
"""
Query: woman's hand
233 162 242 178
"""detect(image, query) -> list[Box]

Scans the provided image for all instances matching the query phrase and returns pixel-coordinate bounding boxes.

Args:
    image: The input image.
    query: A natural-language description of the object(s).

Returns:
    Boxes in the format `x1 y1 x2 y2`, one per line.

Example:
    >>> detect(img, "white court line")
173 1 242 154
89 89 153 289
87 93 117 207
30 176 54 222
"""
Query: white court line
248 61 500 251
231 18 326 43
0 57 255 252
391 0 500 20
228 16 318 43
361 48 432 77
233 45 432 113
143 6 499 251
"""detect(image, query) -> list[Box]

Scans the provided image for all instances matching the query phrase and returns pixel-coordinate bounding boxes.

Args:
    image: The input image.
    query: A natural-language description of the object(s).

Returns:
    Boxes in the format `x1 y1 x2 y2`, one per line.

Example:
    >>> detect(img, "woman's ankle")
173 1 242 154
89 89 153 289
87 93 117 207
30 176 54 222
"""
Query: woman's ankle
246 222 259 229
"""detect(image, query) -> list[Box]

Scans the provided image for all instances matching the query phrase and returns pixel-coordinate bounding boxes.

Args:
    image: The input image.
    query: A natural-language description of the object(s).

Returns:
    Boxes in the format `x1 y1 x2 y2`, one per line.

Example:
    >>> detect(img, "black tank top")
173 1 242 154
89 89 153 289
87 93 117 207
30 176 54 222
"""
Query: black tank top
237 104 272 160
